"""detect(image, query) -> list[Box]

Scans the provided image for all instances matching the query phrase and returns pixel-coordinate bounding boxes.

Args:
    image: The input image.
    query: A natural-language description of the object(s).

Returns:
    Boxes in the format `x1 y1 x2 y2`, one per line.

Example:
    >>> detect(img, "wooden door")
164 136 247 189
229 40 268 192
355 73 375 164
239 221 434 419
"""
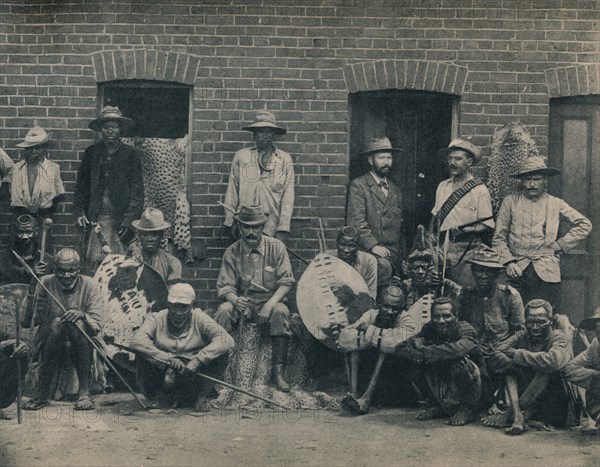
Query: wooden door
548 96 600 323
349 90 455 251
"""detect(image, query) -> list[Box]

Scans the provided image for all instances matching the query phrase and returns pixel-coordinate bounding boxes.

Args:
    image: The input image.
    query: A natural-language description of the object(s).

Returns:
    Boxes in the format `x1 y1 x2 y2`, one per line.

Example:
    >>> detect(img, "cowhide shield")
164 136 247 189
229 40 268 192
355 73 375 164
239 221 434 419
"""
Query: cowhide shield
296 253 372 350
0 284 36 347
94 254 168 370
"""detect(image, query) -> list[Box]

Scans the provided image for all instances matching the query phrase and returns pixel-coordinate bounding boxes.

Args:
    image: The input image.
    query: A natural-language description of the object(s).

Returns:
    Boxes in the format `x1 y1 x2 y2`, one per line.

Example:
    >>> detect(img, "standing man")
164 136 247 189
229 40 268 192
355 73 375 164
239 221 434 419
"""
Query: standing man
327 226 378 303
21 248 104 411
129 283 234 411
346 137 403 288
11 126 65 221
132 207 182 286
223 110 294 243
493 156 592 310
74 106 144 270
430 138 495 288
215 205 295 392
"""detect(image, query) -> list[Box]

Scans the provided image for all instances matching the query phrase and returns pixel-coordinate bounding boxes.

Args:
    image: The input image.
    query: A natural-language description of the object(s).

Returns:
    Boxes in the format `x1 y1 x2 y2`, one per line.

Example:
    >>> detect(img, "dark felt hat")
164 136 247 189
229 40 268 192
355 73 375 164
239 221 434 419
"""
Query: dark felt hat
89 106 135 132
357 137 402 157
233 204 270 226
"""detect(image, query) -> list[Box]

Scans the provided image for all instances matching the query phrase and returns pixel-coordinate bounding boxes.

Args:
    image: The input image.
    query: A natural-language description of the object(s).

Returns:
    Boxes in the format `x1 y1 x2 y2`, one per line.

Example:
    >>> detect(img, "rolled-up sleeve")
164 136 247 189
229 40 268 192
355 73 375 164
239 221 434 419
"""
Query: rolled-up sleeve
217 247 239 299
274 241 295 288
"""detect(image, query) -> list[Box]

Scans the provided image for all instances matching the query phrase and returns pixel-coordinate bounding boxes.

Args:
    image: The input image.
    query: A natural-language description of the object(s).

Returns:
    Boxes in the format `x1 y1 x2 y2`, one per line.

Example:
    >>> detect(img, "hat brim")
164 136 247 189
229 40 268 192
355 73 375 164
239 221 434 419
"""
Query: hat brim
510 168 561 178
437 146 482 164
233 213 270 226
578 316 600 331
358 147 402 157
131 219 171 231
16 137 49 148
242 122 287 135
89 116 135 133
467 259 505 269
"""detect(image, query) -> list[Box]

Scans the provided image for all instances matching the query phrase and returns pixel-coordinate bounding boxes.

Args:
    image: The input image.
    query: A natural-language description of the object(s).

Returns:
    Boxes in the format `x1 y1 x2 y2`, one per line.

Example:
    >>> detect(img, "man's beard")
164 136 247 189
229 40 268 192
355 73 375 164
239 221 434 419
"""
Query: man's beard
425 320 461 344
375 312 398 329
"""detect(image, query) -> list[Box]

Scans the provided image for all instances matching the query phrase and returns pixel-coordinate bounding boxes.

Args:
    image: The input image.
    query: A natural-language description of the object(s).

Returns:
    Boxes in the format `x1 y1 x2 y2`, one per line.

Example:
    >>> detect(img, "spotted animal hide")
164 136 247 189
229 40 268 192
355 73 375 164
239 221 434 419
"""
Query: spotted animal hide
122 136 193 263
487 122 540 215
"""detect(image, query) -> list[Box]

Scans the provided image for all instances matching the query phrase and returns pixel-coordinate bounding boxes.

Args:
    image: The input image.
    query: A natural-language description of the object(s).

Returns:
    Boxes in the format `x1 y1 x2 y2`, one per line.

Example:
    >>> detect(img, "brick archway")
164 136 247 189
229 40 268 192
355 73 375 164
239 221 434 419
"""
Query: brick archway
90 49 201 85
545 64 600 98
342 59 468 95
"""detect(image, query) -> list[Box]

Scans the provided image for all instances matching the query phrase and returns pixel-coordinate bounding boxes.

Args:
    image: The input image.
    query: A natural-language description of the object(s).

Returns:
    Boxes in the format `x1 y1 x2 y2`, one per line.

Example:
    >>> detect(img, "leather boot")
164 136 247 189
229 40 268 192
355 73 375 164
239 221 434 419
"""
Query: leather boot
271 337 291 392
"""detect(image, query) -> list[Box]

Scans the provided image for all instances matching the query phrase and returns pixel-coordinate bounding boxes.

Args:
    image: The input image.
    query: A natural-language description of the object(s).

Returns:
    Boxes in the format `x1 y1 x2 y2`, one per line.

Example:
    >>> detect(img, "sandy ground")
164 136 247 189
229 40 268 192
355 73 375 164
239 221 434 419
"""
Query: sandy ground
0 393 598 467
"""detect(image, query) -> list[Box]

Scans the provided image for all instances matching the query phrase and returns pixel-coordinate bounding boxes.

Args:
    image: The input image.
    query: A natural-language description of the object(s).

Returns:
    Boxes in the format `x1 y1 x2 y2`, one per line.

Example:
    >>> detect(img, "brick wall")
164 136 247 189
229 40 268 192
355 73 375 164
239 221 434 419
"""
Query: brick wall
0 0 598 308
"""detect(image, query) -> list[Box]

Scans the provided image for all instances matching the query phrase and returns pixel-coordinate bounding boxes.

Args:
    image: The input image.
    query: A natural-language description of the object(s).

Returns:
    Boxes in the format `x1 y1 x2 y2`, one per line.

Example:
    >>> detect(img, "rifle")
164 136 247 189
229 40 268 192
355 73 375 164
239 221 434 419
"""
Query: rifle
112 342 291 410
12 250 148 411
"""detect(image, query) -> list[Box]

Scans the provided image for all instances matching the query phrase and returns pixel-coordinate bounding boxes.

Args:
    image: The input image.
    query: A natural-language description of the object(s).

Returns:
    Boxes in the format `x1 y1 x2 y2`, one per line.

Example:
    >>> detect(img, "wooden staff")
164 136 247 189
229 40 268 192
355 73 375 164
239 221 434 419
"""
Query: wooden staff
28 218 52 328
12 251 148 411
15 291 22 424
233 275 252 386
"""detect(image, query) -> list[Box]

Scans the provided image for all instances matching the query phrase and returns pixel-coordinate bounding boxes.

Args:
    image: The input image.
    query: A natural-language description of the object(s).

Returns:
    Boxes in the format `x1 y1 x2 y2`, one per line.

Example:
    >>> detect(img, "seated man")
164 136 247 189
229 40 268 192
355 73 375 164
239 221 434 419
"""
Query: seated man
337 285 420 415
0 214 50 286
400 228 461 309
0 332 30 421
214 205 295 392
327 226 377 303
132 207 182 285
563 307 600 433
483 299 571 435
129 283 234 411
21 248 104 411
394 297 481 426
459 247 525 409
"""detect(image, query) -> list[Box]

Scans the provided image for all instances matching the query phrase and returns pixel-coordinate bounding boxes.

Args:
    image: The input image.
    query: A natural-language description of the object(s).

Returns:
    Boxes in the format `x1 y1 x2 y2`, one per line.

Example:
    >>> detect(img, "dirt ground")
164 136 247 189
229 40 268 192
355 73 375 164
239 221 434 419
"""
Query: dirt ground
0 392 598 467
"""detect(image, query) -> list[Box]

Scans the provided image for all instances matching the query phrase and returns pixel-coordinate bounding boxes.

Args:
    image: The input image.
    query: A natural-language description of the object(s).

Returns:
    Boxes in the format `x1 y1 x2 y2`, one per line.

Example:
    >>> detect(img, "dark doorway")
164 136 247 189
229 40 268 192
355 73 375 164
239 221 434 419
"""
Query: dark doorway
548 96 600 323
100 80 191 138
349 90 457 246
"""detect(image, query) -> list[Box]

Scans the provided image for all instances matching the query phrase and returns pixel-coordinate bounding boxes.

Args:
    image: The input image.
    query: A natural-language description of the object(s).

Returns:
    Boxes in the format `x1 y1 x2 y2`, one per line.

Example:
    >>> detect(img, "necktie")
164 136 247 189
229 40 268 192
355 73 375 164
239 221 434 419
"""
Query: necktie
379 179 389 197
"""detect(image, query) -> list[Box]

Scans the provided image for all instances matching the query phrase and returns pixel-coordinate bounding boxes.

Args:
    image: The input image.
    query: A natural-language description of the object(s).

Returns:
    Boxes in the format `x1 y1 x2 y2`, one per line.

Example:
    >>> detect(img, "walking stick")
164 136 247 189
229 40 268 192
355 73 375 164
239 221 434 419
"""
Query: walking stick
233 275 252 385
440 230 450 296
12 251 148 411
29 218 52 329
15 293 22 424
112 343 291 410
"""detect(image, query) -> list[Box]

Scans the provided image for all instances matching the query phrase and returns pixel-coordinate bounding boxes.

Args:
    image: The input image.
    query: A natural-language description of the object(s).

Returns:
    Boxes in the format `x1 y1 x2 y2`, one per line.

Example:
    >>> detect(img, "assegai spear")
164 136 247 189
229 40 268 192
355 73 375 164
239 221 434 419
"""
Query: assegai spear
12 250 148 411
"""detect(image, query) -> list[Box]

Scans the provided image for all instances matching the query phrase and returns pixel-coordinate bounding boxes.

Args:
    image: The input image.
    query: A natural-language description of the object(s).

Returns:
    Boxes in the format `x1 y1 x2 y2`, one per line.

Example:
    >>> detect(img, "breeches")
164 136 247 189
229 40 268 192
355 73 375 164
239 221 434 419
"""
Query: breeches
503 264 560 311
214 301 291 337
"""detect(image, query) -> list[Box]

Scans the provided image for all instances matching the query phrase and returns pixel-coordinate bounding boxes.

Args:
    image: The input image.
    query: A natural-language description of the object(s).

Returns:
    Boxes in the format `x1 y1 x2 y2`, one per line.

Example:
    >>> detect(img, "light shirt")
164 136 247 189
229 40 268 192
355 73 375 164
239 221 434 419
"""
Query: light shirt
493 192 592 283
11 158 65 211
223 146 295 236
431 175 494 231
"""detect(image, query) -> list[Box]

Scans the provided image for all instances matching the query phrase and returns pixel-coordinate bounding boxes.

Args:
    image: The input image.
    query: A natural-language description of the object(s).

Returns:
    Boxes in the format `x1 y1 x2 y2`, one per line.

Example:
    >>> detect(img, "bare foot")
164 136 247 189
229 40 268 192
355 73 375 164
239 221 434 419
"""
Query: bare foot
0 409 13 420
505 411 527 435
341 394 368 415
481 410 512 428
486 402 502 415
446 409 475 426
416 407 445 421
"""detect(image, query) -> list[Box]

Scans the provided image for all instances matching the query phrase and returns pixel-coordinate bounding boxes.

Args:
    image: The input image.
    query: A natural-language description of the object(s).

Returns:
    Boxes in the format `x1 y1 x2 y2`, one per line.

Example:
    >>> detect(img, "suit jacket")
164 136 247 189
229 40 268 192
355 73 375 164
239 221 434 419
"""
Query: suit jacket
74 142 144 229
346 172 402 254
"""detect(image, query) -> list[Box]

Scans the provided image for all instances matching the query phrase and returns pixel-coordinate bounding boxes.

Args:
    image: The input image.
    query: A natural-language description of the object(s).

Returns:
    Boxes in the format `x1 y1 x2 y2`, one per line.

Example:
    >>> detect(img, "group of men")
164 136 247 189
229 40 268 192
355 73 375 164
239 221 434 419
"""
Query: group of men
1 108 599 438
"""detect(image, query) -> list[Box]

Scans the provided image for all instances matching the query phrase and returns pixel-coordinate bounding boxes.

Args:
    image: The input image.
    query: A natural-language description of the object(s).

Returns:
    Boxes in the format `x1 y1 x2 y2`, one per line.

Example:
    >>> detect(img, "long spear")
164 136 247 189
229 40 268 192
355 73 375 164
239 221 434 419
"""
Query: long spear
12 250 148 411
15 289 22 424
112 343 291 410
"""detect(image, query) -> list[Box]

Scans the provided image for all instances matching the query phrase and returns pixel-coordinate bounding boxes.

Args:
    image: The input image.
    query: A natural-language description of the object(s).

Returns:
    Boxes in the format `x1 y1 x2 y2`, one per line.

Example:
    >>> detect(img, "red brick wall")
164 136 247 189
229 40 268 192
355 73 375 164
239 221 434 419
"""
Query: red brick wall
0 0 598 307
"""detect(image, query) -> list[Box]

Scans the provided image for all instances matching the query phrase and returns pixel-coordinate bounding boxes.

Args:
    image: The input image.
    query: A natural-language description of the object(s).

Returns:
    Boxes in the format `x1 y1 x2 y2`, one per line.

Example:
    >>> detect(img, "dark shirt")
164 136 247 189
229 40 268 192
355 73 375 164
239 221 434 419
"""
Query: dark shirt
394 320 478 365
458 283 525 348
74 141 144 229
